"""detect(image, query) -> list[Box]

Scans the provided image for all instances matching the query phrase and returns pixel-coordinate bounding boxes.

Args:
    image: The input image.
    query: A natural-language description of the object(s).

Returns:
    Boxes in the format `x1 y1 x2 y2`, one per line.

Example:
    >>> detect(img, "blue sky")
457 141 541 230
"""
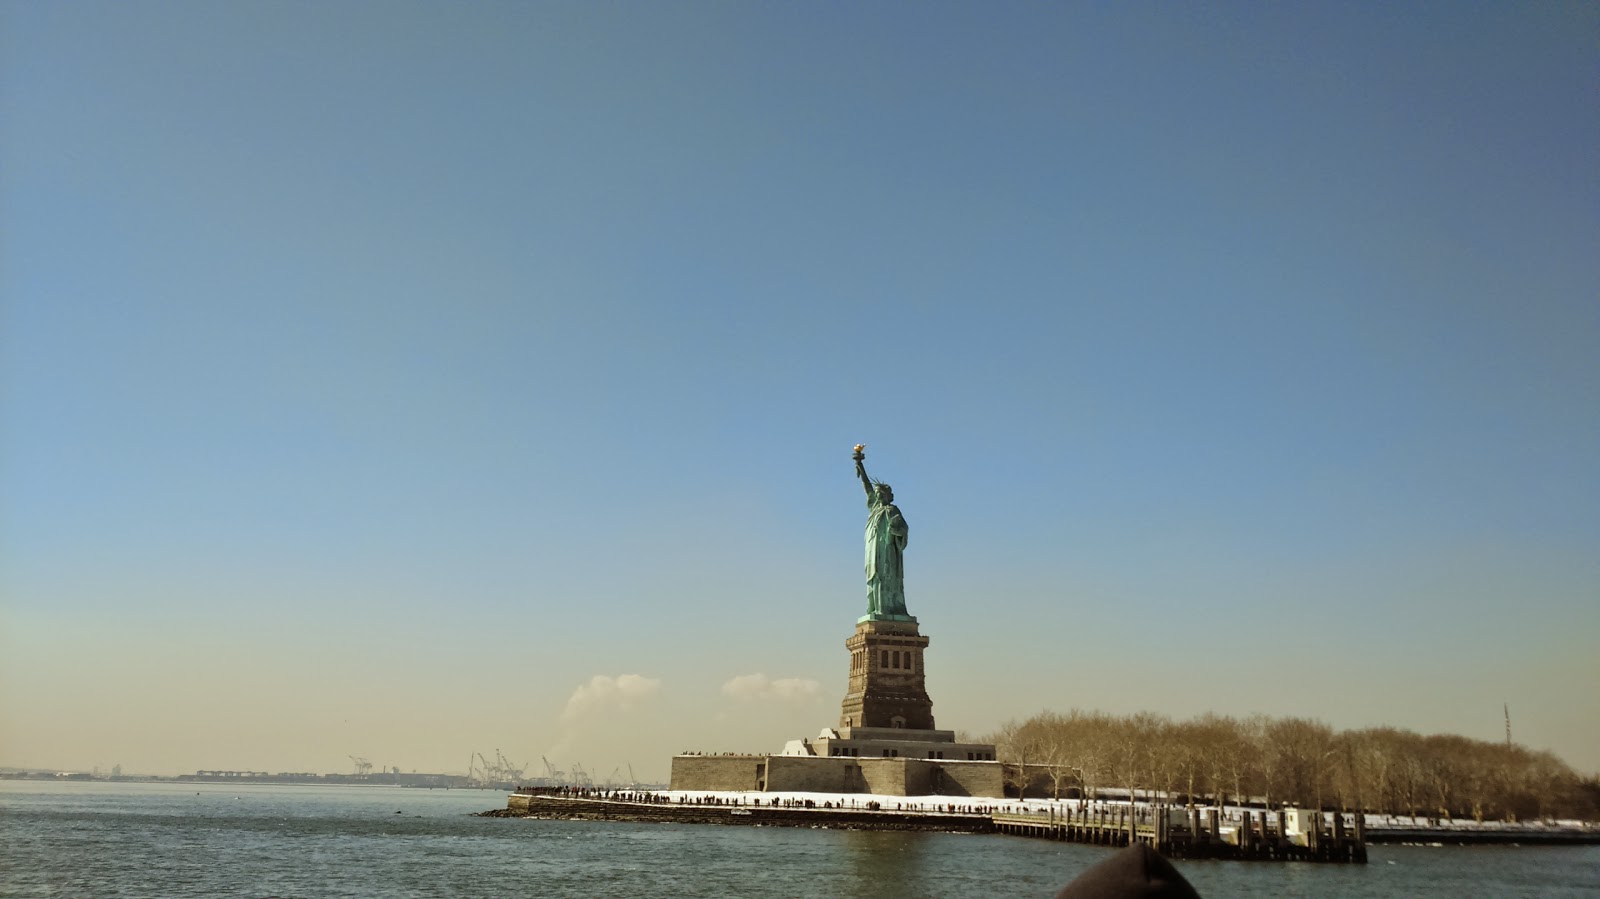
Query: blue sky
3 1 1596 780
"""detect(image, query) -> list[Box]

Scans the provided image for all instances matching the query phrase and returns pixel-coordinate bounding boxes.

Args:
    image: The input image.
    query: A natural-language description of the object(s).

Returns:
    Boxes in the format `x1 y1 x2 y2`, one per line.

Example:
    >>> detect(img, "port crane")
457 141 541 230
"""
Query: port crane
541 756 565 784
601 765 641 788
349 756 372 776
467 749 527 787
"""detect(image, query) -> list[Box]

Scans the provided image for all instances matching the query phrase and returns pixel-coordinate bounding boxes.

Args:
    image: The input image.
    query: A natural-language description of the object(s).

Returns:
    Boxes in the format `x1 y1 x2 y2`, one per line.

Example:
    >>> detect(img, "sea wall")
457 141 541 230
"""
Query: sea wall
929 760 1005 797
669 755 767 791
764 755 866 792
668 753 1004 797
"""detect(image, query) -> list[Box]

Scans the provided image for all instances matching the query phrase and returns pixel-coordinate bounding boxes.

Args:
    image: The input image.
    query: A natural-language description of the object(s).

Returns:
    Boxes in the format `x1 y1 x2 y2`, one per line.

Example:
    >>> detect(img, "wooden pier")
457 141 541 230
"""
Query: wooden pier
992 804 1367 863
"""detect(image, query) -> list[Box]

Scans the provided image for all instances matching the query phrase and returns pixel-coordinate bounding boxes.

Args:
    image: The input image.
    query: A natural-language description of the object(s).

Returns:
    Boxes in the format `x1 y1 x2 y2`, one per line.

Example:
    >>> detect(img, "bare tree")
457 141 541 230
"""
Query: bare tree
1192 712 1244 809
994 717 1041 799
1244 714 1280 809
1262 717 1335 808
986 708 1595 821
1035 711 1082 800
1067 710 1114 802
1168 719 1206 807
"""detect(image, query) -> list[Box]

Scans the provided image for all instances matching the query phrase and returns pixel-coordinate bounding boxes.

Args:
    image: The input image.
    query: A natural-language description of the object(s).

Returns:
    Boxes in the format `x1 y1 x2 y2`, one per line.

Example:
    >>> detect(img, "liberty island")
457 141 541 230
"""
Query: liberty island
502 447 1367 862
493 448 1596 865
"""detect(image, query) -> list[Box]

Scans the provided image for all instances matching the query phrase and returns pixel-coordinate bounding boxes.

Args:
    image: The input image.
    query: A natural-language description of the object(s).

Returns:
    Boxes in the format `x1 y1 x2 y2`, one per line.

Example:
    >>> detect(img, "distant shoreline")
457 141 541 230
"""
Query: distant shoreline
0 773 513 789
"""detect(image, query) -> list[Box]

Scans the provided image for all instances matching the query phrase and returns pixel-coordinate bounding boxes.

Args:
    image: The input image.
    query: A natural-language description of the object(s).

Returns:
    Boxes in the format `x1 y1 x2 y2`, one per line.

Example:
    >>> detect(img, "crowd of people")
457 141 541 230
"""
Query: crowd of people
516 785 1063 817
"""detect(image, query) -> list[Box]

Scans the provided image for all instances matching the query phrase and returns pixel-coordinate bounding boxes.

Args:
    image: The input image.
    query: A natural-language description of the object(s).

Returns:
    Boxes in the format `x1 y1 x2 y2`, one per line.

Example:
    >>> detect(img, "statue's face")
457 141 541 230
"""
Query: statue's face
877 485 893 502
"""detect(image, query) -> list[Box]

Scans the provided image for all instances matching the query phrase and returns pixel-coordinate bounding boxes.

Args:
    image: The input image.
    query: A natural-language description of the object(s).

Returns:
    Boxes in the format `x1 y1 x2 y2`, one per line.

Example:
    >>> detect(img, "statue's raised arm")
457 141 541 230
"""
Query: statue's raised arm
853 445 875 499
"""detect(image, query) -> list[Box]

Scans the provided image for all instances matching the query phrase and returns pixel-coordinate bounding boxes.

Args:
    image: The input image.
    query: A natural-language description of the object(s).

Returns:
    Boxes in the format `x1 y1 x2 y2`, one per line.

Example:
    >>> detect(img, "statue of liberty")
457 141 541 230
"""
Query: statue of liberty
852 445 911 620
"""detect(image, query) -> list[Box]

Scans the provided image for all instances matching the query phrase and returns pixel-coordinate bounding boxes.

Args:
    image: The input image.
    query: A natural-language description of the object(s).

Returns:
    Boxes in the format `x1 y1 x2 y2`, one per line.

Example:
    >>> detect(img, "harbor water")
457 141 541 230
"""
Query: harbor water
3 781 1596 897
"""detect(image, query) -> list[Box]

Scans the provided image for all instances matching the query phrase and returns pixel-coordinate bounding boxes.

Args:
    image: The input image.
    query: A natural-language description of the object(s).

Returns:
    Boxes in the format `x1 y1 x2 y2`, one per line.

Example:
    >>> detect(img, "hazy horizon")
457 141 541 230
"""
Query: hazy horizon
3 2 1596 783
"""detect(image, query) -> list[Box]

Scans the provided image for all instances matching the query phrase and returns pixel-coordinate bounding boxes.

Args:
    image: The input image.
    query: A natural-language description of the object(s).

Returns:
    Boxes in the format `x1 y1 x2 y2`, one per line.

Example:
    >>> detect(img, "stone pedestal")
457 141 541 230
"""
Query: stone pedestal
839 617 935 731
673 610 999 795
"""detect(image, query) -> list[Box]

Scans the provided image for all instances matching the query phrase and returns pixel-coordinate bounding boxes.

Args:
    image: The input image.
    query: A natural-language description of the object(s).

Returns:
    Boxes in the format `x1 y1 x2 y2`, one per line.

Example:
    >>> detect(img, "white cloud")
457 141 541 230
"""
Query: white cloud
561 674 662 722
721 673 822 704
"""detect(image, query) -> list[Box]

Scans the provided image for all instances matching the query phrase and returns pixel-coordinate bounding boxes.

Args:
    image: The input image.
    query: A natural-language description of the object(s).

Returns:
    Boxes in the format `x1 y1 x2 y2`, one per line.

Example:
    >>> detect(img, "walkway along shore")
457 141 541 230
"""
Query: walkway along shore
483 793 990 833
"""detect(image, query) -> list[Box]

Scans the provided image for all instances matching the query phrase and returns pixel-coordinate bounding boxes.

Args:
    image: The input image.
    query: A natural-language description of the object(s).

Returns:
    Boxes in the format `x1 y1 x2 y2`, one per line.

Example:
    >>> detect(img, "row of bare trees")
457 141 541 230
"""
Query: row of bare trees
986 710 1598 822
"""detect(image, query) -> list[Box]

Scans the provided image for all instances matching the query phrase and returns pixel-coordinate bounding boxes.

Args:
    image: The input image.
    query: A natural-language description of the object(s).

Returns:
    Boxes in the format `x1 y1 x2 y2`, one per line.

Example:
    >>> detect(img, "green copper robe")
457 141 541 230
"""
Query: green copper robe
865 493 909 618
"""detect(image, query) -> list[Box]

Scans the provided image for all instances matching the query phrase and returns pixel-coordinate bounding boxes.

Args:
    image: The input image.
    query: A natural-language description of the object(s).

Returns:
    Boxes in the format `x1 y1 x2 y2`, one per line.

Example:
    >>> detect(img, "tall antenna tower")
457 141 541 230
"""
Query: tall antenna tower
1504 703 1512 747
